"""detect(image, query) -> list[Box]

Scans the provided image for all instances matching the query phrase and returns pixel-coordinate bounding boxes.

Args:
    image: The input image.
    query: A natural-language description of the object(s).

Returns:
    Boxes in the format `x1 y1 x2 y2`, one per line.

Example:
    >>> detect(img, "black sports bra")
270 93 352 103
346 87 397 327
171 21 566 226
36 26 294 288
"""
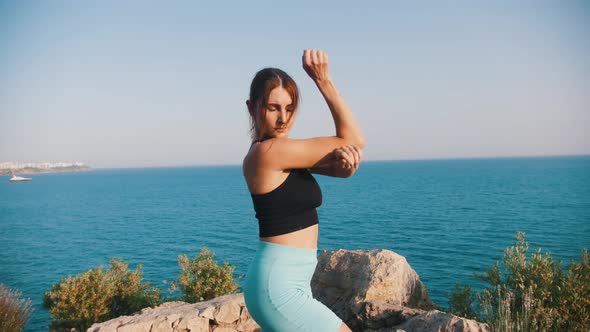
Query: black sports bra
250 168 323 237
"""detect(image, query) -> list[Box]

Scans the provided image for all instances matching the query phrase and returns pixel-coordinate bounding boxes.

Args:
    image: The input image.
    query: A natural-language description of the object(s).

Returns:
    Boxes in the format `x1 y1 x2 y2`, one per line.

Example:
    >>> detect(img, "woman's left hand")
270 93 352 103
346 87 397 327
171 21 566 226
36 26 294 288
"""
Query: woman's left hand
302 49 330 83
333 145 363 169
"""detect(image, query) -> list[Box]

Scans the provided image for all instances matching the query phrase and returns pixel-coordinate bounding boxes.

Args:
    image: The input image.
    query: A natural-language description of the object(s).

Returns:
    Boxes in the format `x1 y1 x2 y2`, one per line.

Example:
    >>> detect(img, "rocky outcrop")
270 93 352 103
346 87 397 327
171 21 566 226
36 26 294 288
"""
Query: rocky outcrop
88 249 489 332
311 248 435 330
396 310 490 332
87 294 256 332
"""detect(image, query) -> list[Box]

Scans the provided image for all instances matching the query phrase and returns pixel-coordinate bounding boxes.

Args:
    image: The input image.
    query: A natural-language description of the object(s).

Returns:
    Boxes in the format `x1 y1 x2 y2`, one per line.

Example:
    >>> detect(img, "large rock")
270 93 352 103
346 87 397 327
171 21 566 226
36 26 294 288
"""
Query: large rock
311 249 435 331
88 249 487 332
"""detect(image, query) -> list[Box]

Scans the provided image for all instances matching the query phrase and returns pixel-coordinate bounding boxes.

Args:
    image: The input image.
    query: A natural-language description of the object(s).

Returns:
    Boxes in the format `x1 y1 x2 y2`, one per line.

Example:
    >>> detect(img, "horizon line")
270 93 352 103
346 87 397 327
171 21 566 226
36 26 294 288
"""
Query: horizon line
89 153 590 170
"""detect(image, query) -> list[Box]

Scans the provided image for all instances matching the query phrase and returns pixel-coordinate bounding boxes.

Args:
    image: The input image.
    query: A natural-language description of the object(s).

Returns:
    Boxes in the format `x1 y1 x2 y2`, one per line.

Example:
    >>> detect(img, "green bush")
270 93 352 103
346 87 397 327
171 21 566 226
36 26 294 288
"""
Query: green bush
107 258 162 317
447 232 589 331
43 257 162 332
447 283 479 320
168 246 239 303
0 283 33 332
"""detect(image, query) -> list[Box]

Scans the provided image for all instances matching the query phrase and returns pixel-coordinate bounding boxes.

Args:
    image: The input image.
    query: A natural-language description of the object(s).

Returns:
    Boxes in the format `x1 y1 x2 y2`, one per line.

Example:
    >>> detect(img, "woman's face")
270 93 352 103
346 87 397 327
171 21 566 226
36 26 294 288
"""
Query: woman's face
257 87 296 139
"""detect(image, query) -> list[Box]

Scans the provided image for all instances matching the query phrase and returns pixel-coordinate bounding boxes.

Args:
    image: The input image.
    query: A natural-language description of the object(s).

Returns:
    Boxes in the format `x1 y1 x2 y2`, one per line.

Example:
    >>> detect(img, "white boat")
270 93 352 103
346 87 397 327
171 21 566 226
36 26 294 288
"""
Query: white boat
9 171 32 182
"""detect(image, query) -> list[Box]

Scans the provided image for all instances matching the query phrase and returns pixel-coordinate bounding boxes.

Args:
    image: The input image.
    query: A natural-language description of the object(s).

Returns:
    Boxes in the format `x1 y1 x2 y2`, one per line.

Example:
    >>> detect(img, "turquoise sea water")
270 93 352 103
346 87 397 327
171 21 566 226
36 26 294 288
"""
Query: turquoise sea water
1 156 589 331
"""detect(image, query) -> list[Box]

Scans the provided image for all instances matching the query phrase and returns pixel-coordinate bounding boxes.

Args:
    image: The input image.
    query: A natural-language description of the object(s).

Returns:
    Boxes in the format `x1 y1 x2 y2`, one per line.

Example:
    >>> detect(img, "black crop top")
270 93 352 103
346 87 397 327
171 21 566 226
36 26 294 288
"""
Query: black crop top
250 168 322 237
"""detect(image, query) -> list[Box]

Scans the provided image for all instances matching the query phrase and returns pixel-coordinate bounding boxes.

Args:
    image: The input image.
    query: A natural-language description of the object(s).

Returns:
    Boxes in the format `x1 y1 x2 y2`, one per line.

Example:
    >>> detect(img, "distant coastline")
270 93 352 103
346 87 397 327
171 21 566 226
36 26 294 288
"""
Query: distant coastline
0 162 91 176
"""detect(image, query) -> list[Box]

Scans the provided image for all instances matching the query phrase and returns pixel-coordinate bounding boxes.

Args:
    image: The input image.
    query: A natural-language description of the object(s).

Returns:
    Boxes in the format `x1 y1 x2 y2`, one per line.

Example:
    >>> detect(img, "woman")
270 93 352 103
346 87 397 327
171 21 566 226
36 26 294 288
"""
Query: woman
242 49 364 332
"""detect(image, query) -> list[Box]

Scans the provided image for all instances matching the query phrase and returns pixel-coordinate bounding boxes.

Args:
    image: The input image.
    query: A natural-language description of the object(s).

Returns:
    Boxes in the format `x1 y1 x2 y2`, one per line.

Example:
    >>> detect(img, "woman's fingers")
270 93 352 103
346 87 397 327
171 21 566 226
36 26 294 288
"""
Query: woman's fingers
303 50 312 67
302 49 329 82
334 148 351 169
341 145 359 168
336 145 363 169
318 50 326 64
335 145 362 169
342 146 354 168
352 146 362 166
352 146 361 168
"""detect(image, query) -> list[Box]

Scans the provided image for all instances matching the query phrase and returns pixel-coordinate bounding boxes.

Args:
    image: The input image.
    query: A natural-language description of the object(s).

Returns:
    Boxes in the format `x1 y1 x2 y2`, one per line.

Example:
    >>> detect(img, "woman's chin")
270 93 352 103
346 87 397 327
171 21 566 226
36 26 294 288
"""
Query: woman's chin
273 130 288 137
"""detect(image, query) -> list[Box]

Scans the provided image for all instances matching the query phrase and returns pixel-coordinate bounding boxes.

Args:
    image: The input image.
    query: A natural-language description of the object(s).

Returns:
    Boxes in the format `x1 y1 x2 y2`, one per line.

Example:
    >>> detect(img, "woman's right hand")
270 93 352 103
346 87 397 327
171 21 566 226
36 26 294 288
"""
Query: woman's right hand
334 145 363 169
302 49 330 83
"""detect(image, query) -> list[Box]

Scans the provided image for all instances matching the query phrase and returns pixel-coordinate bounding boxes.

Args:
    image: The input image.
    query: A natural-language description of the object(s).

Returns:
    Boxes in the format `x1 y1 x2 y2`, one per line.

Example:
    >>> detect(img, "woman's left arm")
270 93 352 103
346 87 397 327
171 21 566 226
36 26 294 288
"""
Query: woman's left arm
310 145 362 178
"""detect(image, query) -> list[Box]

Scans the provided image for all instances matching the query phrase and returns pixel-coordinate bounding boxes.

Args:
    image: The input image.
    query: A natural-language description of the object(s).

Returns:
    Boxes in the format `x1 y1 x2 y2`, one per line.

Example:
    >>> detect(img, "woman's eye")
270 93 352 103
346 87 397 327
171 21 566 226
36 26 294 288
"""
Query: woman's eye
267 106 277 111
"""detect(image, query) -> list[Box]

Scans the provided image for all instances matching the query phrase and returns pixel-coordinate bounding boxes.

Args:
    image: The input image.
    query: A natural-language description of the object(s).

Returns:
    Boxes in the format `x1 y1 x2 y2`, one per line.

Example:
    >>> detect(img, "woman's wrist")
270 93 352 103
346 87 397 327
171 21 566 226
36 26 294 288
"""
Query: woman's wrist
315 78 339 100
315 76 333 89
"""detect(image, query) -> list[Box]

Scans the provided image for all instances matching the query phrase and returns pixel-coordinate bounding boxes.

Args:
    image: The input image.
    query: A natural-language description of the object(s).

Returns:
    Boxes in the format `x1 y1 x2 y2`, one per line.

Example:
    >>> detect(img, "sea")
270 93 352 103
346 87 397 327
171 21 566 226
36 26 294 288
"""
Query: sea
1 156 589 331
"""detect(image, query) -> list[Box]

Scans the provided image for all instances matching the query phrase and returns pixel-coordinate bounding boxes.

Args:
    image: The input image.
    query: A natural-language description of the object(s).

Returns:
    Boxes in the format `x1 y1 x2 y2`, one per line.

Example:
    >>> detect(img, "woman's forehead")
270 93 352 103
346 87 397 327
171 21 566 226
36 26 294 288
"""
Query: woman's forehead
268 87 292 105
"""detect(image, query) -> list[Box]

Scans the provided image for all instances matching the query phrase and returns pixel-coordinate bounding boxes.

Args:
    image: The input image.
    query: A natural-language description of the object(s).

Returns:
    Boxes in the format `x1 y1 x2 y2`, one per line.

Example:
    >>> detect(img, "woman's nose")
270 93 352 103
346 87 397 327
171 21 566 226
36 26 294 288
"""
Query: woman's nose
278 110 287 123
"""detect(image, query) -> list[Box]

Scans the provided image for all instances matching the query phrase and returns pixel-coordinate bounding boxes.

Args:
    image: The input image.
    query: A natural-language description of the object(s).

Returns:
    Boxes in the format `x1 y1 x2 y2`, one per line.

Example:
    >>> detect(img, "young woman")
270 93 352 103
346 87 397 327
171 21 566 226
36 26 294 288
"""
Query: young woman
242 49 364 332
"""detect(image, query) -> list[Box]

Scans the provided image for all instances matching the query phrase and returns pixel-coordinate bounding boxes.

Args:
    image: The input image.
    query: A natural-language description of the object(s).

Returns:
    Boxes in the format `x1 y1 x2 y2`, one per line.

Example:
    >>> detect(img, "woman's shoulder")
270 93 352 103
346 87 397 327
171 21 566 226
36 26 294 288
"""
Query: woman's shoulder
248 138 280 161
250 137 306 159
243 140 274 172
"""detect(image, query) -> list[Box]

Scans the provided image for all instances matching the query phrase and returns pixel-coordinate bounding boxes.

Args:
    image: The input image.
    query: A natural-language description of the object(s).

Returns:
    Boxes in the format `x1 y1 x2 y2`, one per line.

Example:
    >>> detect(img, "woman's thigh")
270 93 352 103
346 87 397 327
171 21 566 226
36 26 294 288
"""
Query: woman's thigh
243 242 343 332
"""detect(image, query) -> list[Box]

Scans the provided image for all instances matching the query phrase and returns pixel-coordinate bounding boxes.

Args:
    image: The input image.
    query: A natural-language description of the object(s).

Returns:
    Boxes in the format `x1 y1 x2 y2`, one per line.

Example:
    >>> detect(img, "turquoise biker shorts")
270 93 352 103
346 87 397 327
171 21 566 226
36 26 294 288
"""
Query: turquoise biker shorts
243 240 344 332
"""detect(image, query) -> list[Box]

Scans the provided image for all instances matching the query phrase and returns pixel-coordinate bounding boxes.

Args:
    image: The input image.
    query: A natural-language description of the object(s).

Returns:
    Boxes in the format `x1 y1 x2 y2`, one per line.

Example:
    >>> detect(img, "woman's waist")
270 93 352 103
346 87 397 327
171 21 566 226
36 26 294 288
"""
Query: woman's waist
254 233 318 261
259 223 318 249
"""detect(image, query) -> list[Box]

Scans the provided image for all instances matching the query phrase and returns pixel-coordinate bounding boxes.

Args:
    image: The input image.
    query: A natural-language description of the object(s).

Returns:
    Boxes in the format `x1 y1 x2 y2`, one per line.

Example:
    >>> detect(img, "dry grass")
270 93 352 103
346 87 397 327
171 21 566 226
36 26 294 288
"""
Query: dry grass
0 283 33 332
448 232 589 331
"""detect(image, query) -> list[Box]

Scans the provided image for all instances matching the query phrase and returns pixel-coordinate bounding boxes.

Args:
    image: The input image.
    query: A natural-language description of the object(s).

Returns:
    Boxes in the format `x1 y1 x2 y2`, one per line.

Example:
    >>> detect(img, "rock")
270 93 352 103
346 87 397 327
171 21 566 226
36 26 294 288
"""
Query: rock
311 249 435 330
86 323 118 332
172 317 189 332
236 306 261 332
209 294 242 324
212 328 238 332
198 305 215 320
179 316 209 332
116 319 153 332
88 249 487 332
168 314 181 328
396 310 490 332
151 315 175 332
87 293 258 332
360 300 426 329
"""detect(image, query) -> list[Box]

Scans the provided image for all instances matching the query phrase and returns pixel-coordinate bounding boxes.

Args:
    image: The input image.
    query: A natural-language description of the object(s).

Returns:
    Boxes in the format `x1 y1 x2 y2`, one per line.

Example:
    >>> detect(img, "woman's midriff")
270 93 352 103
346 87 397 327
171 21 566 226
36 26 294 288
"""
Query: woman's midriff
259 224 318 249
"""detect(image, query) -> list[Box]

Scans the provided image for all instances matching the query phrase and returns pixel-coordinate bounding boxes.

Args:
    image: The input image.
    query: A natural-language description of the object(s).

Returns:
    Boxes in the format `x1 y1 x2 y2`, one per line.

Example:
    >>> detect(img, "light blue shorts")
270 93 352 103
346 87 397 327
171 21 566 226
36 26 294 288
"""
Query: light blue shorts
243 240 343 332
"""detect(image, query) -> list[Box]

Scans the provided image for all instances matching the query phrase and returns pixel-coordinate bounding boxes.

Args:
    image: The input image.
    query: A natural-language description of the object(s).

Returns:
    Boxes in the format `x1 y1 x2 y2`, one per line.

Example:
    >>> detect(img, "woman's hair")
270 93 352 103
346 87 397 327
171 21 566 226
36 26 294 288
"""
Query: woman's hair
248 68 299 141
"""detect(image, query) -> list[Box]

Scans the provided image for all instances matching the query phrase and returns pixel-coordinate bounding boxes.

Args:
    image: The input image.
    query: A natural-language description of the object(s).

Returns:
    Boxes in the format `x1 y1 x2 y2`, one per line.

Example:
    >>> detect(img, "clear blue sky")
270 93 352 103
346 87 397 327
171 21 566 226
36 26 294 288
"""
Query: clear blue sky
1 1 588 168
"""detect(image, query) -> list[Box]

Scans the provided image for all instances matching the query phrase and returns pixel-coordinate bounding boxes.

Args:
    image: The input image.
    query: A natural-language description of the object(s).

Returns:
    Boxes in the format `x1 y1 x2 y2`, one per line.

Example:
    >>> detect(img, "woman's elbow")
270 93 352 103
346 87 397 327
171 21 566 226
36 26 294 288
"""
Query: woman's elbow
343 136 365 149
356 137 366 149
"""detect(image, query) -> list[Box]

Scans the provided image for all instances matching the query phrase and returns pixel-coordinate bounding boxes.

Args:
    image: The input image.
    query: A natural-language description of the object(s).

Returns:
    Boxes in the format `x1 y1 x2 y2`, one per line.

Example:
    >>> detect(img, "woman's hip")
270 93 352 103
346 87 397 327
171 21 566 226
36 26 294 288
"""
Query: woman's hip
242 241 342 331
244 240 318 293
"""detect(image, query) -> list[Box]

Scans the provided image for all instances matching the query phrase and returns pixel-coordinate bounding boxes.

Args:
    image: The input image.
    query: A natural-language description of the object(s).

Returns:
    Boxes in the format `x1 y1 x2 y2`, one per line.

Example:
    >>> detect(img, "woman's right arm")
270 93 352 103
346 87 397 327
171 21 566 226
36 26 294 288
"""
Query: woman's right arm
303 49 365 149
254 50 365 171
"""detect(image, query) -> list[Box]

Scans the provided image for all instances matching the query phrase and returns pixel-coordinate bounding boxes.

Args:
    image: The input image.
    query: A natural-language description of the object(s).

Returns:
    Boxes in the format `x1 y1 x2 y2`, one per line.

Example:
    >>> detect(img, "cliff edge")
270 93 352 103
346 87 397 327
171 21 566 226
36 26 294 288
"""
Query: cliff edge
88 248 489 332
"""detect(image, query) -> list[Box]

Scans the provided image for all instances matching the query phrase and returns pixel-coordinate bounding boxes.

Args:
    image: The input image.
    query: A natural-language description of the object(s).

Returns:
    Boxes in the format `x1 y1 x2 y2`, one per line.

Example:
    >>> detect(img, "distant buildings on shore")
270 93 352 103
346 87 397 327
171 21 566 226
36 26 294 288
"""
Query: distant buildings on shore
0 162 91 175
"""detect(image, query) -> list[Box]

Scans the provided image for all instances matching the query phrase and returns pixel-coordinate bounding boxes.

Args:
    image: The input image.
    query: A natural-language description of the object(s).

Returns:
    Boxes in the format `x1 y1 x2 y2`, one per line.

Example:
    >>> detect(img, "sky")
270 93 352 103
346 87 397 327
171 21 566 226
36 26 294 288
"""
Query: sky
0 1 589 168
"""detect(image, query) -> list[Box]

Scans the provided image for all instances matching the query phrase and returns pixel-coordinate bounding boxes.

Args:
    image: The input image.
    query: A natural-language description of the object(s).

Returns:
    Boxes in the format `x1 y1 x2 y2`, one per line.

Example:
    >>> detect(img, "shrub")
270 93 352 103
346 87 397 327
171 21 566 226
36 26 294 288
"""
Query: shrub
0 283 33 332
107 258 162 317
447 283 479 320
43 257 162 332
447 232 589 331
169 246 238 303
